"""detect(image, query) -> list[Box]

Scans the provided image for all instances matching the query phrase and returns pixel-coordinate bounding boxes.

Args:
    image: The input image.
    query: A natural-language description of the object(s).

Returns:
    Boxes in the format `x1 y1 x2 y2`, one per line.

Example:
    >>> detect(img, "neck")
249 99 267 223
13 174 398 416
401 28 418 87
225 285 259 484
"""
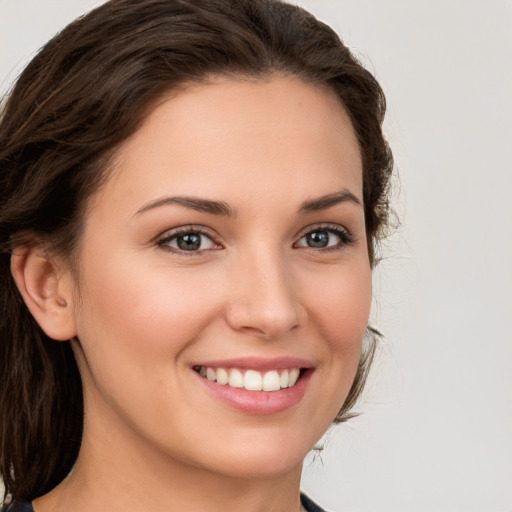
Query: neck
34 459 304 512
32 403 305 512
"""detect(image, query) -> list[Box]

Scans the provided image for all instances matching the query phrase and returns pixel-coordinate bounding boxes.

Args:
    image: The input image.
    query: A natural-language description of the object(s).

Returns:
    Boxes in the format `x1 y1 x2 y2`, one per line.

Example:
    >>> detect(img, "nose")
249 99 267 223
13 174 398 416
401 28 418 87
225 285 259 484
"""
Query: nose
225 251 306 340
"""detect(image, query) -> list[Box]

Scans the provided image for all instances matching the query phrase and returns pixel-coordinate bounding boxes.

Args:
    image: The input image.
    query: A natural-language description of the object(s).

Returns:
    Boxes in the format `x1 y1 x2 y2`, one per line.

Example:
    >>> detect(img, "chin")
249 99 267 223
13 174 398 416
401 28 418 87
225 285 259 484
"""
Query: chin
214 452 305 481
197 427 316 480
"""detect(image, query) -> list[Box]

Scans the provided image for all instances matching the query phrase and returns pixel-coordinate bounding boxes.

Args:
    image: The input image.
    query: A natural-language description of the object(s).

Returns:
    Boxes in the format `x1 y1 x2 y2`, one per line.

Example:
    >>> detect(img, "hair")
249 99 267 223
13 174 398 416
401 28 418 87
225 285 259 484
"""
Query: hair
0 0 393 503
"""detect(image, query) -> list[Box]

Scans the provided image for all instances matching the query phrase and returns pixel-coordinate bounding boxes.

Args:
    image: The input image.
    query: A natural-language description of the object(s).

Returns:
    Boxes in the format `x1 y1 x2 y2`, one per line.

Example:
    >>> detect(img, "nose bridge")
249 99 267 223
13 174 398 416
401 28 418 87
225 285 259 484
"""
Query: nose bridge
226 244 304 339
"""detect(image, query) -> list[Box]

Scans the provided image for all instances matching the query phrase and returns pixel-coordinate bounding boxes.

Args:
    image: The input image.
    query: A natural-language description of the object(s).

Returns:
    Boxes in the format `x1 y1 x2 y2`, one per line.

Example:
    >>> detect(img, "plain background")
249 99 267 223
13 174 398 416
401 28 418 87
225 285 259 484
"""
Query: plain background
1 1 511 511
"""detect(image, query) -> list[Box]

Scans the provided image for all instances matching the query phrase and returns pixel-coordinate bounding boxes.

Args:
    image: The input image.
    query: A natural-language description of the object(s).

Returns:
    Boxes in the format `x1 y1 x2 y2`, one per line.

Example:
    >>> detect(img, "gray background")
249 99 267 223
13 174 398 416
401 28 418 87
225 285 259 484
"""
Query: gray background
1 1 511 511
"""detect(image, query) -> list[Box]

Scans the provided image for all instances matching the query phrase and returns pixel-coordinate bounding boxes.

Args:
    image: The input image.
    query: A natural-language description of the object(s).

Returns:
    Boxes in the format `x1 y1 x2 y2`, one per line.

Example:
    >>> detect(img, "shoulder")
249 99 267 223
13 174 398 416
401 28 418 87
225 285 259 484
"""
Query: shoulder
301 493 330 512
0 501 33 512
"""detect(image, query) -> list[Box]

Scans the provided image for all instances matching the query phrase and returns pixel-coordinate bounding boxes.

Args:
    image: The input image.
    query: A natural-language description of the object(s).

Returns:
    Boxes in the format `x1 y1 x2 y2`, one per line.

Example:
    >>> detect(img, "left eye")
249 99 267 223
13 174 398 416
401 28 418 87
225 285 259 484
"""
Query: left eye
295 228 348 249
159 231 216 252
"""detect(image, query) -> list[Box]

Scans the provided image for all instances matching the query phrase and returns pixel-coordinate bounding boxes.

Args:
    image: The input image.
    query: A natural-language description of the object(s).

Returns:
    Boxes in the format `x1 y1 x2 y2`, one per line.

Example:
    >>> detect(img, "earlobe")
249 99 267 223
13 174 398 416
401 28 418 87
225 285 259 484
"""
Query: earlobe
10 246 77 341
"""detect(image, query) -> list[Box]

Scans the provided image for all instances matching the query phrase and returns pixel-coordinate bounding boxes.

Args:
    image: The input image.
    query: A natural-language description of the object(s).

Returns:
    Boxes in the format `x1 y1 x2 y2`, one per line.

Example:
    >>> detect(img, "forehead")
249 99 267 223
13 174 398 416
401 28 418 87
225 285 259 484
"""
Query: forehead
93 76 363 215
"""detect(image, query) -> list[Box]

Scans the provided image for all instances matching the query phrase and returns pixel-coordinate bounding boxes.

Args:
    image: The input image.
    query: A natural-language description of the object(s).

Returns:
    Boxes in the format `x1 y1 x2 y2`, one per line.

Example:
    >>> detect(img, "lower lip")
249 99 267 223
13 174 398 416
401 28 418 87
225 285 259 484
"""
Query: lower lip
195 369 313 415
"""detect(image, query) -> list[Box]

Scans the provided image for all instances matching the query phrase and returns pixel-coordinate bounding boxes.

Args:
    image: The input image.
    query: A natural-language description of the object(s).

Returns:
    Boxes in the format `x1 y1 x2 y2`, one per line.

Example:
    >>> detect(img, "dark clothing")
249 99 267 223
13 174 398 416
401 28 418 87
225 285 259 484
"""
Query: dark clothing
301 493 329 511
0 503 33 512
1 493 328 511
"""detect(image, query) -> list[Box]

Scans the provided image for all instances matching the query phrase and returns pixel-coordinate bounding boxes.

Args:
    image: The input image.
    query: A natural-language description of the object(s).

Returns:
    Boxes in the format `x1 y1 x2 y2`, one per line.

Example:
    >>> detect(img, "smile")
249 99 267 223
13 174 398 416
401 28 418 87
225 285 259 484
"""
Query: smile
195 366 301 392
192 357 313 414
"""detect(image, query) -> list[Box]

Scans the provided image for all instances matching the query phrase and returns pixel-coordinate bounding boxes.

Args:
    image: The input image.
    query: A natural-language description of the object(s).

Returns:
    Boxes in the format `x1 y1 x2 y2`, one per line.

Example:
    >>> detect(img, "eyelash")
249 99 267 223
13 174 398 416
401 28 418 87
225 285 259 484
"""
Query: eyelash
294 224 354 251
156 226 220 255
156 223 354 255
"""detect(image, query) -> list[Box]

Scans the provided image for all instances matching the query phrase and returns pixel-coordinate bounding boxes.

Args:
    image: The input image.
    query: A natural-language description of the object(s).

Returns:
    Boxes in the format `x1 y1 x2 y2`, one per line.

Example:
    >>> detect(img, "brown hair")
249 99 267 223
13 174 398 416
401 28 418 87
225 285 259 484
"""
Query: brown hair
0 0 393 502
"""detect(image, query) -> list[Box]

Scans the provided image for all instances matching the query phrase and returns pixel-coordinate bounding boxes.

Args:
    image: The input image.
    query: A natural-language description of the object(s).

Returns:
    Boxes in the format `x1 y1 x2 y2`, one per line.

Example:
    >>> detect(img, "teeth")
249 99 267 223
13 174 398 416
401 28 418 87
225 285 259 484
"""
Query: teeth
216 367 229 385
280 369 289 388
197 366 302 391
244 370 262 391
288 368 300 387
262 370 281 391
228 369 244 388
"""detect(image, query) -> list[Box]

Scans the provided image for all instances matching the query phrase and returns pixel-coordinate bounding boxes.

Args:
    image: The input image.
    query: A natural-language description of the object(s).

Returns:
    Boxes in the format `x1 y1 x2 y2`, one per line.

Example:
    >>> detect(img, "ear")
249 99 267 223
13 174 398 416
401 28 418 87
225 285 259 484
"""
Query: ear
10 245 77 341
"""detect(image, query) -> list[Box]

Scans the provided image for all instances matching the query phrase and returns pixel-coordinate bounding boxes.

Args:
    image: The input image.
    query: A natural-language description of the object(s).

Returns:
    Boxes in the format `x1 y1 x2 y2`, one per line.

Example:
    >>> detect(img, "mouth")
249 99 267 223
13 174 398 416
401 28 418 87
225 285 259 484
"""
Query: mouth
191 358 314 414
193 366 303 392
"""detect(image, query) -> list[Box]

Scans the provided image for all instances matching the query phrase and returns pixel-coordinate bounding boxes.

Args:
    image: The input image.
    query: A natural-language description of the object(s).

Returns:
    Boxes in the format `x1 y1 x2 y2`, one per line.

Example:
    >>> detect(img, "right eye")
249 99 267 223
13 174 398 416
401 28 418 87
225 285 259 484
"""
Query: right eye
157 229 219 253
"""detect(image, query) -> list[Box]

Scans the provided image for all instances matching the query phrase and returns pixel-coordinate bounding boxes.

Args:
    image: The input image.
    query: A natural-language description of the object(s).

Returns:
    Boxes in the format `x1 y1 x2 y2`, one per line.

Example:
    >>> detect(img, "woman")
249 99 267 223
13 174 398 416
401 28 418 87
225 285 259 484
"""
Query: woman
0 0 393 510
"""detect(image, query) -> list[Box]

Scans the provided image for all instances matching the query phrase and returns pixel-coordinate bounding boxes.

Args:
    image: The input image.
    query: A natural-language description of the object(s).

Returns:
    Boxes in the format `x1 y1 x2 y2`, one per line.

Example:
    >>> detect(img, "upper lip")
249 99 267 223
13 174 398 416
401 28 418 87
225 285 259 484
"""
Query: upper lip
192 356 314 371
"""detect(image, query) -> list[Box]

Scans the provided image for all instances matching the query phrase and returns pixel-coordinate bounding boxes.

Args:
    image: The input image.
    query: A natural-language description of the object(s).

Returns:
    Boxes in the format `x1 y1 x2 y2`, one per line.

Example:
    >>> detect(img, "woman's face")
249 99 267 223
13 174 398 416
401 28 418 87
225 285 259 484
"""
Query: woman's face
68 76 371 480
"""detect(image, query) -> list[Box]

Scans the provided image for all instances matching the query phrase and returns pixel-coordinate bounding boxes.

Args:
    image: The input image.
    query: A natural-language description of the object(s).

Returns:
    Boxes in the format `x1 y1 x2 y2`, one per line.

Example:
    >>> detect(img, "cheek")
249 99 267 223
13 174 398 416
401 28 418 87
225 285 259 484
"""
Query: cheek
304 260 372 401
310 261 372 347
290 259 372 431
72 251 223 376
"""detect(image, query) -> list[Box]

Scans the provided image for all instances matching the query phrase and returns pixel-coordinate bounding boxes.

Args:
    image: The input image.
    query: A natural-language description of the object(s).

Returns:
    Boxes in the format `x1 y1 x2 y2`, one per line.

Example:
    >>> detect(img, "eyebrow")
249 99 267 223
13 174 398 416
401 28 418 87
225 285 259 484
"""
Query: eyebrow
299 189 362 213
135 188 361 218
135 196 234 217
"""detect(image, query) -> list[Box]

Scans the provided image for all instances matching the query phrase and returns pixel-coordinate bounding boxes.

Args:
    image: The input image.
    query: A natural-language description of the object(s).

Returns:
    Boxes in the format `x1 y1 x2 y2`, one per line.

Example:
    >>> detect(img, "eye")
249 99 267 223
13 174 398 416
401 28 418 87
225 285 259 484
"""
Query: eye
157 228 219 253
294 225 353 250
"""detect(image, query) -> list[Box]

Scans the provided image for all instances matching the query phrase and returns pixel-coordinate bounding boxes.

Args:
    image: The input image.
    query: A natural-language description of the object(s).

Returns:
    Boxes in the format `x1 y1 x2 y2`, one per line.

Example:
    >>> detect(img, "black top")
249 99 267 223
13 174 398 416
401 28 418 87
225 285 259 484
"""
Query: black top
0 504 32 512
1 493 328 511
301 493 328 511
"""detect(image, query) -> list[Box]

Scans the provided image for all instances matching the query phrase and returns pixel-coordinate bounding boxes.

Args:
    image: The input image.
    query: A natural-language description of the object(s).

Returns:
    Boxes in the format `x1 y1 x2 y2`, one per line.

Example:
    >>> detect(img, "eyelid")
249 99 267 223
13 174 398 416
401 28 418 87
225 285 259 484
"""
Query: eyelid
295 222 352 239
293 223 354 249
156 225 223 253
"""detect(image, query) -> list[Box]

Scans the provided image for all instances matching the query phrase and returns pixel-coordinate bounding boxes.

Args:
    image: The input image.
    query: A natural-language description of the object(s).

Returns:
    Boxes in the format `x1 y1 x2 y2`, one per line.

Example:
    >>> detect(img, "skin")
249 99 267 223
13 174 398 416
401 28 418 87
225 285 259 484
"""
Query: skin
18 76 371 512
